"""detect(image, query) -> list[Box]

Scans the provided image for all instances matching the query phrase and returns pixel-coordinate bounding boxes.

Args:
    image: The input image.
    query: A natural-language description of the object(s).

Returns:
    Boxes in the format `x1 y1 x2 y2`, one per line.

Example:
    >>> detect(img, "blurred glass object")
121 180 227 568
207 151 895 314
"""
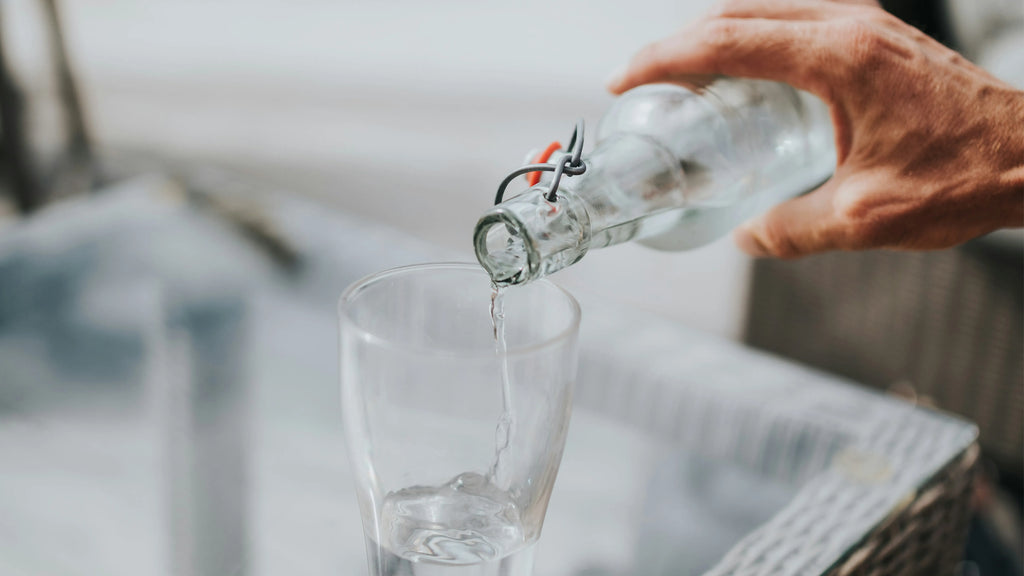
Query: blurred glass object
340 264 580 575
0 176 270 575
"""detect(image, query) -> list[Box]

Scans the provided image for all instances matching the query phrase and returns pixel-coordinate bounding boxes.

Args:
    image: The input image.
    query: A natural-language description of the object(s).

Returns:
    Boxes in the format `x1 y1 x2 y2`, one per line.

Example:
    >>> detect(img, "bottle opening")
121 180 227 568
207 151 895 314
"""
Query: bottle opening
474 213 536 287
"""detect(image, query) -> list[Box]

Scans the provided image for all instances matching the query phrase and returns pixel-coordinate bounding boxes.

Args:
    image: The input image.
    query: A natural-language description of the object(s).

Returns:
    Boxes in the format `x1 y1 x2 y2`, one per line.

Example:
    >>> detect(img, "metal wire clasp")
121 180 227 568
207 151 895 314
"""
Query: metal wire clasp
493 119 587 205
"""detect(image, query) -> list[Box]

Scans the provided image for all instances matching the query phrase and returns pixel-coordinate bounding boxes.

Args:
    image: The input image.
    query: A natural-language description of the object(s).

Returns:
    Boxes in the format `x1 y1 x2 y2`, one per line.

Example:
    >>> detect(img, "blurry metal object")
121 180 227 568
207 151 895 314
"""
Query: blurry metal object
96 159 304 272
180 167 303 273
39 0 94 201
0 0 95 213
0 5 40 213
198 192 301 273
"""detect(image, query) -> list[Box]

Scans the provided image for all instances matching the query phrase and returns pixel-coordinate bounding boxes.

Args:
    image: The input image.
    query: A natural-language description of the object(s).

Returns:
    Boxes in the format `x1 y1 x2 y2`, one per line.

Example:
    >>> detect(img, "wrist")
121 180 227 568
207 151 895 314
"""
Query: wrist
994 90 1024 227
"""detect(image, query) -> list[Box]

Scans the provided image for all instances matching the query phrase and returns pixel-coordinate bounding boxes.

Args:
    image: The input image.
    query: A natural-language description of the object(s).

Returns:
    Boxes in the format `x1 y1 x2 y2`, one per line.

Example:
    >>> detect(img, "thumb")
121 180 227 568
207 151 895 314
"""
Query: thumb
733 179 844 258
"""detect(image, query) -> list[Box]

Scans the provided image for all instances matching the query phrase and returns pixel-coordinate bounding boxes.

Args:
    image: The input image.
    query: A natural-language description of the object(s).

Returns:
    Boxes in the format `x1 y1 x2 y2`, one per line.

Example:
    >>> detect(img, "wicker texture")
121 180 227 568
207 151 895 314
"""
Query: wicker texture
745 245 1022 480
577 304 979 576
829 444 978 576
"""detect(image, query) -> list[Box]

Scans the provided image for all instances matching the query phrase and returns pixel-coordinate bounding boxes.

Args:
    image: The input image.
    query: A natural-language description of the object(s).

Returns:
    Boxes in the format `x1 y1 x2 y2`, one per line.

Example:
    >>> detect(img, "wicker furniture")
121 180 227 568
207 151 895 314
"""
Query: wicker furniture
578 304 979 576
745 245 1020 490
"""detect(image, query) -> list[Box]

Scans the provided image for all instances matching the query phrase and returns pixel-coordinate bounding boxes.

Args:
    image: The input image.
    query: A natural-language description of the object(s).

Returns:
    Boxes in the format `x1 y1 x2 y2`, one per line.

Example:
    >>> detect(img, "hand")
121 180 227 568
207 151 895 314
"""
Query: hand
607 0 1024 258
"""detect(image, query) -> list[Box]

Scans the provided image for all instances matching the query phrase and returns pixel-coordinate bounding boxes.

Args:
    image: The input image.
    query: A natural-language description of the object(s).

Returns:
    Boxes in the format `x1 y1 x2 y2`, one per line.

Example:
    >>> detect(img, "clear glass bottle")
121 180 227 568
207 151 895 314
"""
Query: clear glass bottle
474 78 836 286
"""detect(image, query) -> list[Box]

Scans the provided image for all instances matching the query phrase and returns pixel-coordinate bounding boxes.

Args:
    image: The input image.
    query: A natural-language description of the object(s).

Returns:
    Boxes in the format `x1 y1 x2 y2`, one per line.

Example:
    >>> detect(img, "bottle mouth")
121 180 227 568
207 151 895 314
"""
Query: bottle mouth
473 210 539 287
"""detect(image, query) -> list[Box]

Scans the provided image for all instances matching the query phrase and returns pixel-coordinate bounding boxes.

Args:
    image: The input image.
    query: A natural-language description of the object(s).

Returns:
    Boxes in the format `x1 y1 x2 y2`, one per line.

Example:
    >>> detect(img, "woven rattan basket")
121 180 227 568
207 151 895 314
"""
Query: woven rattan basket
577 305 980 576
745 244 1020 486
829 444 979 576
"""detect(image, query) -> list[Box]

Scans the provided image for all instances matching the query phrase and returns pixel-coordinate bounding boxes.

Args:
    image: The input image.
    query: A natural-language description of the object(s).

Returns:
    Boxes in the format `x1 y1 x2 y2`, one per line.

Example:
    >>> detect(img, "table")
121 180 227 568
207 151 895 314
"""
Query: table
0 177 978 575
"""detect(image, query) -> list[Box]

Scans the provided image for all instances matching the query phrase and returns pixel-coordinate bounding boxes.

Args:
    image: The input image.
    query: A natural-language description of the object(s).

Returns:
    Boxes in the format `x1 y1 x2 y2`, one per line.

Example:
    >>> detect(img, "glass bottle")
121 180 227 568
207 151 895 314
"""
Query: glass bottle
473 78 836 286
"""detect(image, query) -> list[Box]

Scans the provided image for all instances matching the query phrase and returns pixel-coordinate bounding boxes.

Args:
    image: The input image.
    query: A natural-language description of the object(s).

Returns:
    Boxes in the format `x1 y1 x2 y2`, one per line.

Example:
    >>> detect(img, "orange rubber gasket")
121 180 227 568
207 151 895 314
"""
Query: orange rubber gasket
526 141 562 186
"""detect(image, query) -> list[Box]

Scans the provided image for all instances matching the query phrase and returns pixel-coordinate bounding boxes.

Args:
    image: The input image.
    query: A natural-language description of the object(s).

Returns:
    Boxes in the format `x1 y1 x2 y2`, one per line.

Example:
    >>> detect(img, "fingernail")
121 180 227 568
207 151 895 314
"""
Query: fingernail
604 64 627 93
734 224 770 258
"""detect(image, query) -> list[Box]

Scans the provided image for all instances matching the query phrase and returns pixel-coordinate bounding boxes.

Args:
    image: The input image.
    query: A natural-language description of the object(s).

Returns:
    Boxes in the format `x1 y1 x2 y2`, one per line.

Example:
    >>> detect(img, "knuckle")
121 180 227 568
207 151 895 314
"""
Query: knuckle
833 188 869 221
833 191 888 248
939 46 969 67
701 18 741 52
834 19 884 67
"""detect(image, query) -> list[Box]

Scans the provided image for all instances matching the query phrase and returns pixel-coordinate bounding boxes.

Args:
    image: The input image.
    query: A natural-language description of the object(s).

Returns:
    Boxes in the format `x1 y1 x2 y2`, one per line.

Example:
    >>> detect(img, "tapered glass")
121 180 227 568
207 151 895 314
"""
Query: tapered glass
339 263 580 575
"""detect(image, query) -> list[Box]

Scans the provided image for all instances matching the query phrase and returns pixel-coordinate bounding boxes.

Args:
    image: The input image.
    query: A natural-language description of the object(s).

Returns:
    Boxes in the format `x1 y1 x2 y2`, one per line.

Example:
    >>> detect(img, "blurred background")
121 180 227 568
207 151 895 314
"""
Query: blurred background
0 0 1021 575
2 0 1021 333
1 0 754 335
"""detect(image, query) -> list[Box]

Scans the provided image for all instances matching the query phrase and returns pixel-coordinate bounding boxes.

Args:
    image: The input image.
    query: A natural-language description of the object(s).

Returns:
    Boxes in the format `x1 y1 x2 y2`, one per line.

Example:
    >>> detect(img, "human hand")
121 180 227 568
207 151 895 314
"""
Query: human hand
607 0 1024 258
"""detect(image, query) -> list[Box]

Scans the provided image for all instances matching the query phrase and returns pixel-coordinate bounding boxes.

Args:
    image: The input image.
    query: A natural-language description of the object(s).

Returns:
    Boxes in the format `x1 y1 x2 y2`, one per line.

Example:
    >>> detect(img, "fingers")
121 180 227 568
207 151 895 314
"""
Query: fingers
606 18 829 96
733 179 847 258
606 0 887 95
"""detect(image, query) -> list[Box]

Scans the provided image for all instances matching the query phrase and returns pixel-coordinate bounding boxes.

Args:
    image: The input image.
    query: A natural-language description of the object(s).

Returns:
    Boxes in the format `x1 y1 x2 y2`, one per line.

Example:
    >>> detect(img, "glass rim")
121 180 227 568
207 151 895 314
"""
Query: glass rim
338 262 581 357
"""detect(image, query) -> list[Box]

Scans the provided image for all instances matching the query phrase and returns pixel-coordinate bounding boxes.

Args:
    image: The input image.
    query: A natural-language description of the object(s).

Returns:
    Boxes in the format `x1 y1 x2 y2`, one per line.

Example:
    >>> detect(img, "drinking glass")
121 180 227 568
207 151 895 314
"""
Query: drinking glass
339 263 580 576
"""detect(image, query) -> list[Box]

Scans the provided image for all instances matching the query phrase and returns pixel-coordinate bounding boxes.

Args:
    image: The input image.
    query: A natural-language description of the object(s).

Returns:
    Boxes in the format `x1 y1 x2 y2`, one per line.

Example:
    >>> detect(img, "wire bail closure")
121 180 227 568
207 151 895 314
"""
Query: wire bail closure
494 119 587 205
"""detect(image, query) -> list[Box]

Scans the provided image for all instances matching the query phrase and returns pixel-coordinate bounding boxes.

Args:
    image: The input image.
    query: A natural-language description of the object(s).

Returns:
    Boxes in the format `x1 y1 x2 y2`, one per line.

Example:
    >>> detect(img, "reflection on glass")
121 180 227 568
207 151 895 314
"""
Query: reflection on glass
339 263 580 575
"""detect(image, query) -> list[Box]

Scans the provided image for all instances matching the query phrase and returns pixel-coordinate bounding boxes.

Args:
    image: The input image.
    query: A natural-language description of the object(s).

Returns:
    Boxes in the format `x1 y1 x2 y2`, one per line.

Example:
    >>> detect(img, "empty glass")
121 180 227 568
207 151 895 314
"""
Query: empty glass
339 263 580 575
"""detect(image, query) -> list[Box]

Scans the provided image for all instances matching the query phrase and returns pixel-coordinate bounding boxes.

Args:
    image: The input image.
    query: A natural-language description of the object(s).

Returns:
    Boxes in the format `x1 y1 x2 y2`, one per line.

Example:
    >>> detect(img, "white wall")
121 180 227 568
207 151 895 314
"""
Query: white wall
8 0 753 338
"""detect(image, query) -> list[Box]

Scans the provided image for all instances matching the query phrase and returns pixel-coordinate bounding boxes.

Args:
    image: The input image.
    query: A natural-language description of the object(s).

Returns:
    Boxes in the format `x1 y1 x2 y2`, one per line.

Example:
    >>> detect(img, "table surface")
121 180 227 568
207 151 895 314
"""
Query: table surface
0 180 978 576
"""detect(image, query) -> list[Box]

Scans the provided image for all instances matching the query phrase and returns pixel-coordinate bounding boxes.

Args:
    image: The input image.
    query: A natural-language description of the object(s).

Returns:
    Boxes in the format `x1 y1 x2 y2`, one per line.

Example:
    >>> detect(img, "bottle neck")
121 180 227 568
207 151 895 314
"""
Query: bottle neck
474 185 592 286
474 135 688 286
